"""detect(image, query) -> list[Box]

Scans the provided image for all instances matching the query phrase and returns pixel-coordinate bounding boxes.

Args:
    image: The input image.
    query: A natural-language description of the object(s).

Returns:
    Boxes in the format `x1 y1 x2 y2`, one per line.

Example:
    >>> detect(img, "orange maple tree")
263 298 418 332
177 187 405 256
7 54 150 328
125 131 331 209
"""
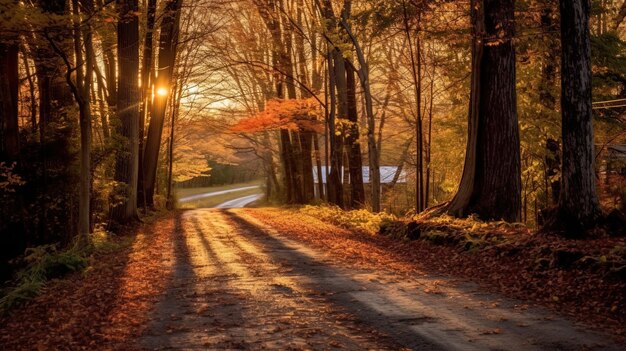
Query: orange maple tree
231 98 324 133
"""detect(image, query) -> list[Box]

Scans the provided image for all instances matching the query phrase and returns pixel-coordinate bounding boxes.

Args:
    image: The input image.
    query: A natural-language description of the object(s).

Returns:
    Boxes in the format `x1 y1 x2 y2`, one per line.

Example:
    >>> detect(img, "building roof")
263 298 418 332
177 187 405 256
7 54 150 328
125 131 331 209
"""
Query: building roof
312 166 406 184
608 145 626 159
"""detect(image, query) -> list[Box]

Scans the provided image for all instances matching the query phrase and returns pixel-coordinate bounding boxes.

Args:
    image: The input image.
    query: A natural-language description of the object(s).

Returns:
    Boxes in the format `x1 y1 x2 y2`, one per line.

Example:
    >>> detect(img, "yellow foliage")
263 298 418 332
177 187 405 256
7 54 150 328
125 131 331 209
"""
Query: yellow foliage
299 205 397 235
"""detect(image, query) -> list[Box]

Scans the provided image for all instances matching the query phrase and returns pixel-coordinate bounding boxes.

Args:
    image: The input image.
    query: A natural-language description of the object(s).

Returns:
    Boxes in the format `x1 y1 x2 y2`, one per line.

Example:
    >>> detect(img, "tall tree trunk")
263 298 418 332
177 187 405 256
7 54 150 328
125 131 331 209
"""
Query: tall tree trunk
281 14 304 204
166 81 182 210
549 0 602 234
20 48 38 131
444 0 521 222
403 2 423 212
296 1 315 203
0 42 19 159
328 45 346 208
538 0 560 207
339 13 380 212
345 63 365 208
425 77 434 207
142 0 182 207
112 0 140 222
137 0 156 209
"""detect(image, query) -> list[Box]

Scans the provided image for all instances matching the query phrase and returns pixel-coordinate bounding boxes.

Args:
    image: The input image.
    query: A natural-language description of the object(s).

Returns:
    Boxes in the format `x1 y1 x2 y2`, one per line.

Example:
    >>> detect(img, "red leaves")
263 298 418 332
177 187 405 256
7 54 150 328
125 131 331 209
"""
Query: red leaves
247 208 626 341
230 98 323 133
0 215 177 350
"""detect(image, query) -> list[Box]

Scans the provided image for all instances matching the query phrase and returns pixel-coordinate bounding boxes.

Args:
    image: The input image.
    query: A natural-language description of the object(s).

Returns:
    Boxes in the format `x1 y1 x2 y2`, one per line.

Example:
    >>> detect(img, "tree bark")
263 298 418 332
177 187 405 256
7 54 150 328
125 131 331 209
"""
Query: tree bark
328 45 346 208
339 15 380 212
112 0 140 222
0 42 19 159
444 0 522 222
345 63 365 208
137 0 156 210
549 0 602 234
142 0 182 207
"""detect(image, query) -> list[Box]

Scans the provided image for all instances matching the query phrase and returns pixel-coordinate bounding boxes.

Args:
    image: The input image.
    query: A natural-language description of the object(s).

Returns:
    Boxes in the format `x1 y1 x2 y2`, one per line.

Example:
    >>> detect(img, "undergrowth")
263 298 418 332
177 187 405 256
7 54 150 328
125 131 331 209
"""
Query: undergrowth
0 228 132 314
299 205 397 235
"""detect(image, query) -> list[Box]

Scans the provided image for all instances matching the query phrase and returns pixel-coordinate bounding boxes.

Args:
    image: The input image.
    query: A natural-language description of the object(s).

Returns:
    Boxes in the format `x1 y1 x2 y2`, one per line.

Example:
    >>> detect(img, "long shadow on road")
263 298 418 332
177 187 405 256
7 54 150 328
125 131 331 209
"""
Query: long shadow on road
221 210 445 351
140 210 250 350
221 210 622 351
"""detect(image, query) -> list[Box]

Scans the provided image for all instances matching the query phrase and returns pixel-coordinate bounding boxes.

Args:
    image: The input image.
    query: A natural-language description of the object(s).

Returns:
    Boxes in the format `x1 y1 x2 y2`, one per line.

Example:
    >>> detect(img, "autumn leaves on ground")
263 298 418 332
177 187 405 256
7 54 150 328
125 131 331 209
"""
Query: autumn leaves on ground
1 207 625 350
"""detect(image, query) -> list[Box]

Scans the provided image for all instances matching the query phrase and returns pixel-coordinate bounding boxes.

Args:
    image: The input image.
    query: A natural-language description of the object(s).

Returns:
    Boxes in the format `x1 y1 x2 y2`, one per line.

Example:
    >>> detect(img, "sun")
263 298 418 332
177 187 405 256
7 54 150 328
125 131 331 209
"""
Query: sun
156 87 168 96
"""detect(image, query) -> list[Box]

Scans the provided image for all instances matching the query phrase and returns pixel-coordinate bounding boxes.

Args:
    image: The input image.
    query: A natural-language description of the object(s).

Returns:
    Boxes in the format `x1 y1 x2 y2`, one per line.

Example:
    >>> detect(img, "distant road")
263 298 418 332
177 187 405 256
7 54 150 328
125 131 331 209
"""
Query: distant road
178 185 261 203
215 194 263 209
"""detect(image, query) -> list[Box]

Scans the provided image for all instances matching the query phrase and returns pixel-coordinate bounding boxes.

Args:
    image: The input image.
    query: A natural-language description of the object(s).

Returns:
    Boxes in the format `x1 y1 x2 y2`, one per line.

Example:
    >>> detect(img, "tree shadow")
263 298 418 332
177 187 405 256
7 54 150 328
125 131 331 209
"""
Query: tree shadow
138 210 248 350
220 210 444 351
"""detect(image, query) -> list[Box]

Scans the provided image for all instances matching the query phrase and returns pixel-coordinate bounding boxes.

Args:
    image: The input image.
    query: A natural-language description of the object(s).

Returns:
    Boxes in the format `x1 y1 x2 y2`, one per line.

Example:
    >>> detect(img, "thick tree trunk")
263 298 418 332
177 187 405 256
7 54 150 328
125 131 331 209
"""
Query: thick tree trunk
143 0 182 207
112 0 140 222
549 0 602 234
445 0 521 222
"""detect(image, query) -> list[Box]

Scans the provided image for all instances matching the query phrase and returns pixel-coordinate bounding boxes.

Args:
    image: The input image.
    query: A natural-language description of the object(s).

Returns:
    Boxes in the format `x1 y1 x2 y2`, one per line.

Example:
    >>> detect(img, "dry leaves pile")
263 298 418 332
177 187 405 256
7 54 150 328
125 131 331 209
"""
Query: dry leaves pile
248 208 626 341
0 214 177 351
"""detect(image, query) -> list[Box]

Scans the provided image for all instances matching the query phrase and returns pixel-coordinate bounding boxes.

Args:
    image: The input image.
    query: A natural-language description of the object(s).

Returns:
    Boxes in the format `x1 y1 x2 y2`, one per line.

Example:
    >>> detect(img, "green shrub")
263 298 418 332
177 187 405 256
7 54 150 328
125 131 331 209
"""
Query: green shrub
0 229 128 314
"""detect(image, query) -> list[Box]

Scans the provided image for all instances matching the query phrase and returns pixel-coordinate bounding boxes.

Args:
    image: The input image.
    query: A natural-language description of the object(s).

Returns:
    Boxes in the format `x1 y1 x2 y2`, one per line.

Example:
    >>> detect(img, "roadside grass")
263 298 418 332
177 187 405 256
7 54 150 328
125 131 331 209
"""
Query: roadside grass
175 180 262 199
0 228 133 314
177 183 264 209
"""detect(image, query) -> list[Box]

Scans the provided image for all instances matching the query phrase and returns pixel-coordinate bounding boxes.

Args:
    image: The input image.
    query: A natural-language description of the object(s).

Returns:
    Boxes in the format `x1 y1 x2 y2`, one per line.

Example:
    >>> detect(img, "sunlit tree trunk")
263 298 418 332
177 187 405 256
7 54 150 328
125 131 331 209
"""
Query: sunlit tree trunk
296 1 315 203
444 0 521 222
281 11 304 204
339 5 380 212
112 0 140 222
143 0 182 208
138 0 156 210
328 46 346 208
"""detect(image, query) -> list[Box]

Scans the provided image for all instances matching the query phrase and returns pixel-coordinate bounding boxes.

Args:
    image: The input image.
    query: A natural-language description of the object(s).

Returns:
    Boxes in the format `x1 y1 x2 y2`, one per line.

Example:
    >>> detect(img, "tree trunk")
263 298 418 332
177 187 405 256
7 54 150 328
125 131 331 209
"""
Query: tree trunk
142 0 182 207
0 42 19 159
281 16 304 204
345 63 365 208
112 0 140 222
549 0 602 234
328 46 346 208
444 0 522 222
138 0 156 209
340 16 380 212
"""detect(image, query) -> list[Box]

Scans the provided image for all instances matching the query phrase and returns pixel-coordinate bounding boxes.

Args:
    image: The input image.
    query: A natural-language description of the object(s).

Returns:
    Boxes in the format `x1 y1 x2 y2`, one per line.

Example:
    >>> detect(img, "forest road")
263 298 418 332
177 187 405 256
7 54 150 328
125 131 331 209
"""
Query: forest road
138 209 621 351
215 194 263 209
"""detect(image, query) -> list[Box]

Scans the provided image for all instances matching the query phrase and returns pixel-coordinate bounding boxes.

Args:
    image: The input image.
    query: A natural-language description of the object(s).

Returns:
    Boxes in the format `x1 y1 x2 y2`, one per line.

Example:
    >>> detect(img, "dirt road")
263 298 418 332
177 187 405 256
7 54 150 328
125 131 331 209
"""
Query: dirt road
138 209 620 350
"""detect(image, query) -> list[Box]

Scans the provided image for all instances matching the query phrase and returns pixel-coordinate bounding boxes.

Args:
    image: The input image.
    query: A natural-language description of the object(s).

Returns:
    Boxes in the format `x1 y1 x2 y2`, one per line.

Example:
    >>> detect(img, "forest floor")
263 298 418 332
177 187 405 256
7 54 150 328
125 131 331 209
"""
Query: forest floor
1 208 624 350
